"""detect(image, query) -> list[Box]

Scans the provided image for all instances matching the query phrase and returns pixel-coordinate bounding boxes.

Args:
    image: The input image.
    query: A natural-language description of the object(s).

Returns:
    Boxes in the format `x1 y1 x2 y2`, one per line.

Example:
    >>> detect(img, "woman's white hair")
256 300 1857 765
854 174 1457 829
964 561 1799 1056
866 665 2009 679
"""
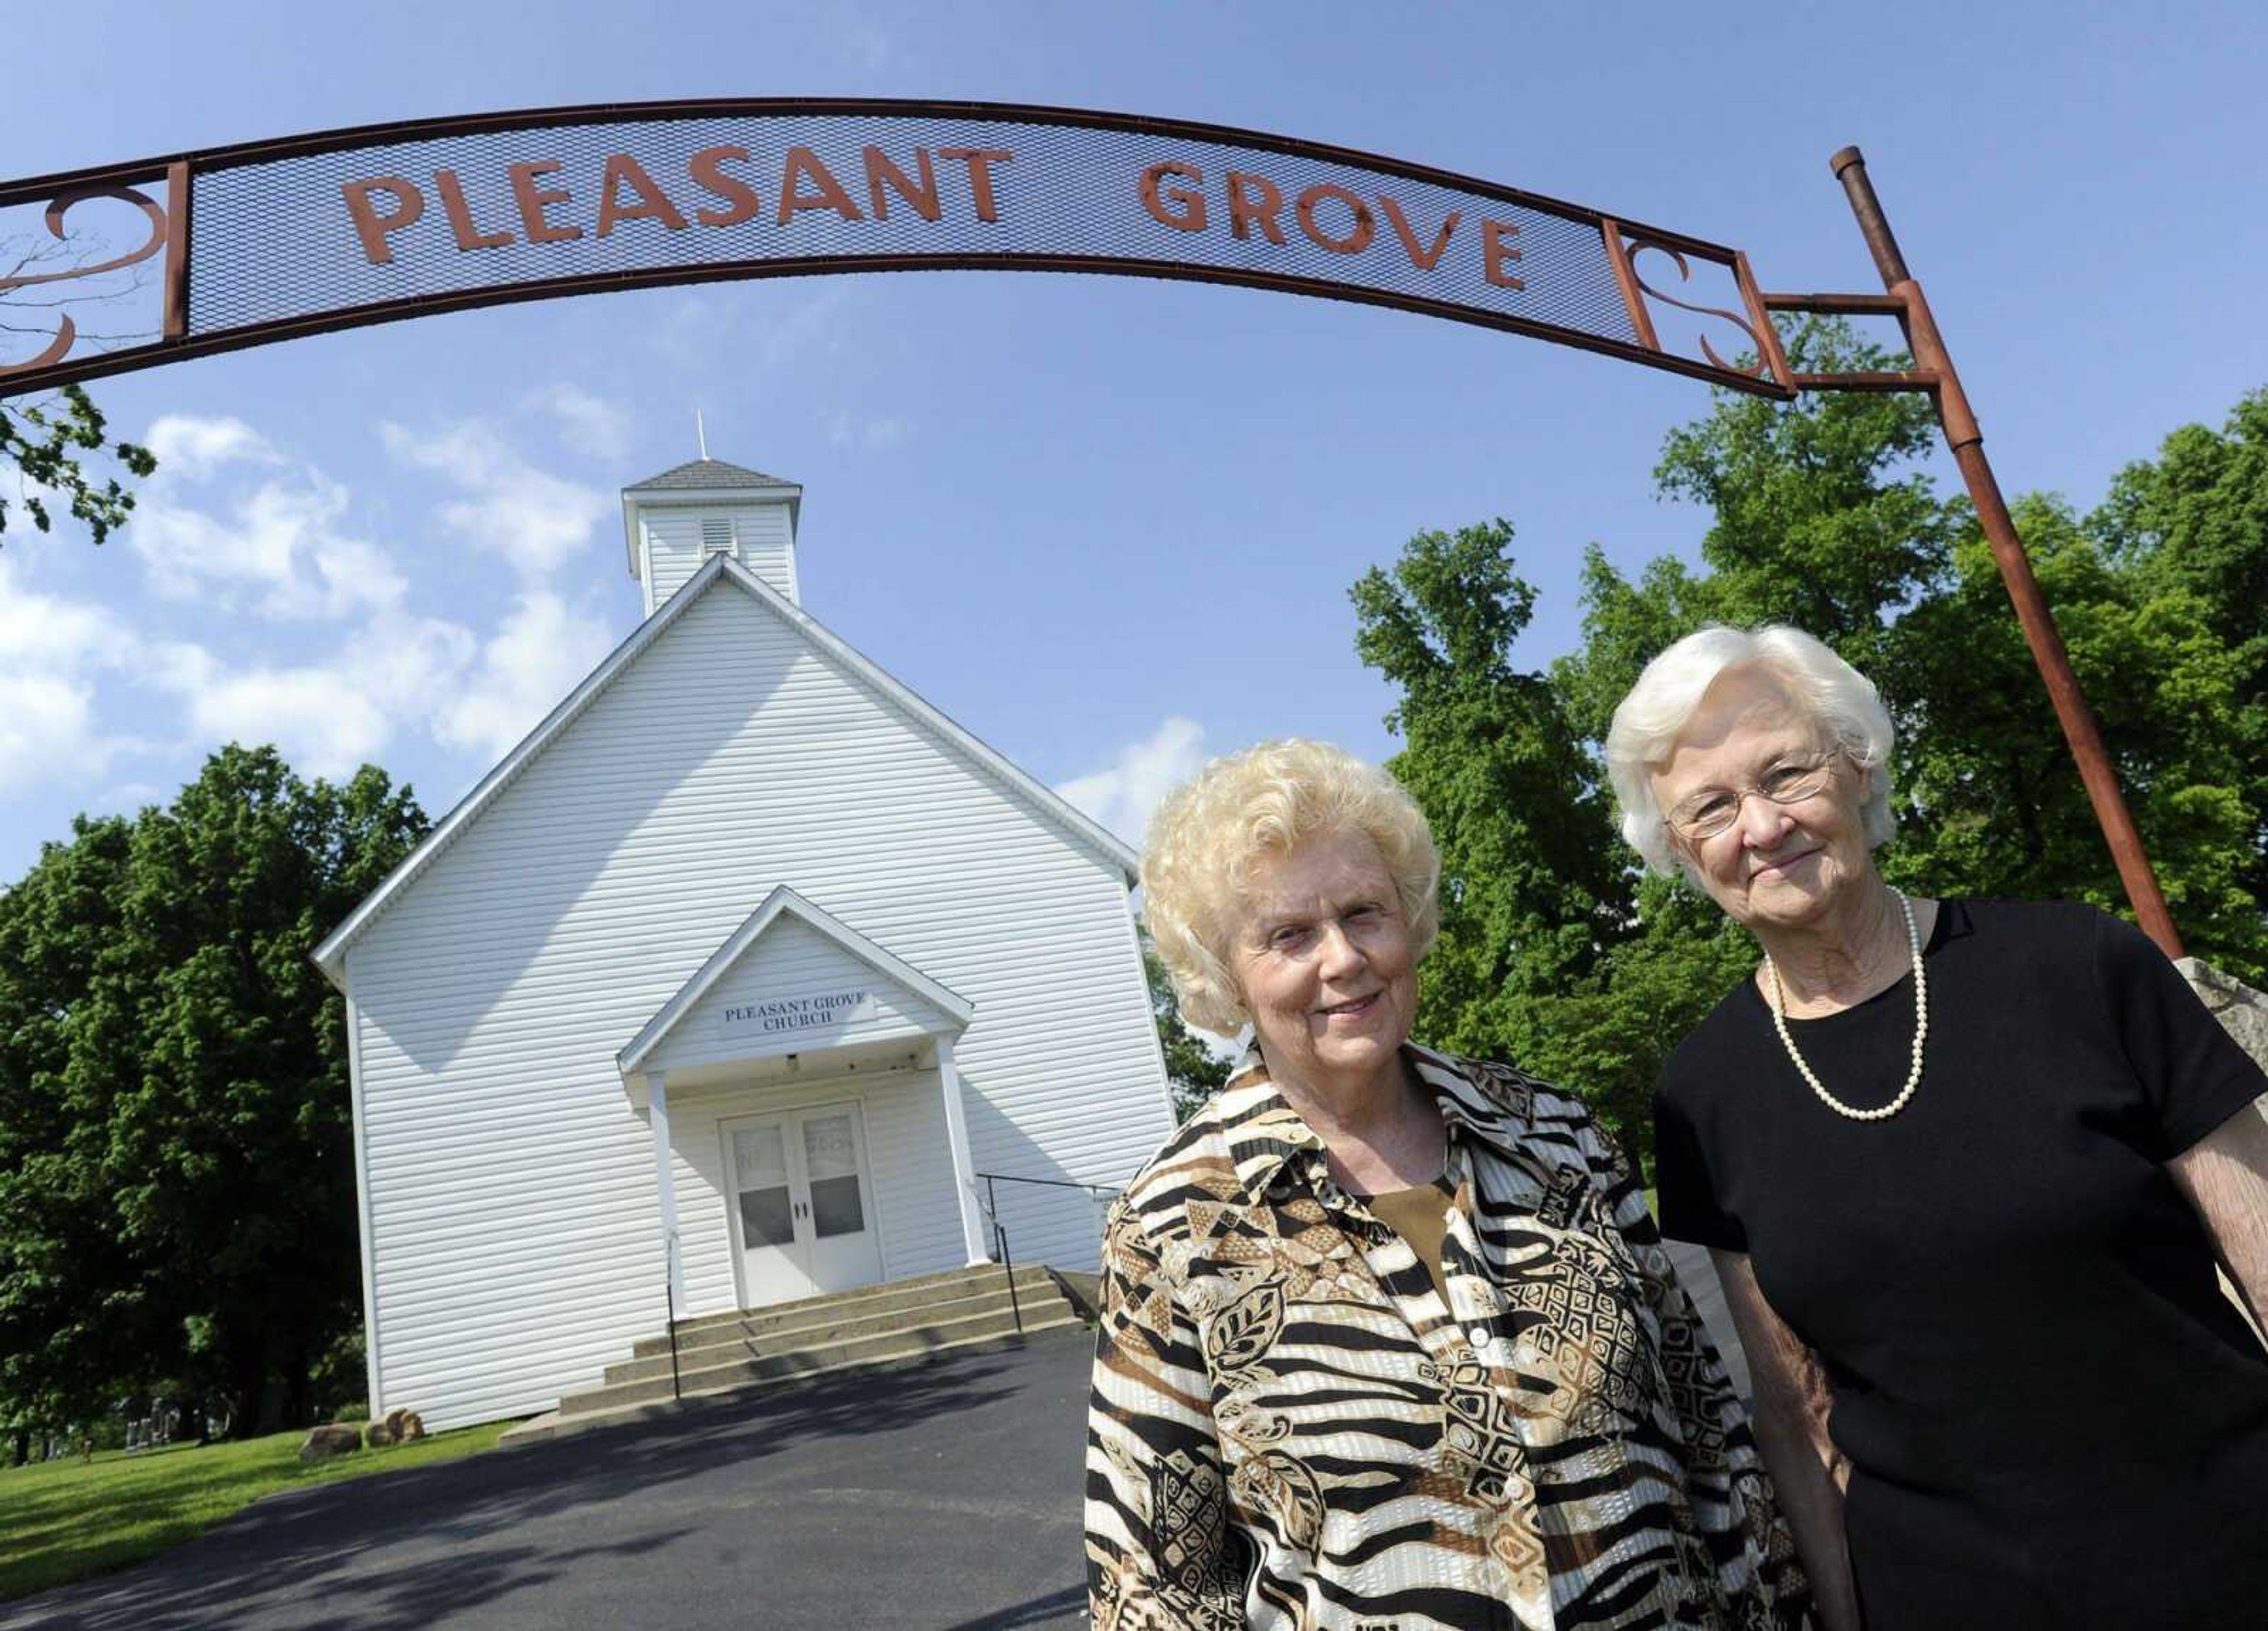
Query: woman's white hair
1605 624 1897 877
1140 739 1439 1037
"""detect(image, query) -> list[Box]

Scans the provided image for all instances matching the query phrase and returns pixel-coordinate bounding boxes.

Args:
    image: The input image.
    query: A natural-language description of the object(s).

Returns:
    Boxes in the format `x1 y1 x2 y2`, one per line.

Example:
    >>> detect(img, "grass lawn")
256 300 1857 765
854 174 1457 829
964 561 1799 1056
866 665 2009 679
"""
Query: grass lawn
0 1419 509 1604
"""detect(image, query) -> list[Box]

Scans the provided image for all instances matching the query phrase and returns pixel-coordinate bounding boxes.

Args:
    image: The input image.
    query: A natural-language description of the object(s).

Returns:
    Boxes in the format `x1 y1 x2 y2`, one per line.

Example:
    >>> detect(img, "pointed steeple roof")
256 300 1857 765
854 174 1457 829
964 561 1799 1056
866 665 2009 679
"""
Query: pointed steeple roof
625 457 795 492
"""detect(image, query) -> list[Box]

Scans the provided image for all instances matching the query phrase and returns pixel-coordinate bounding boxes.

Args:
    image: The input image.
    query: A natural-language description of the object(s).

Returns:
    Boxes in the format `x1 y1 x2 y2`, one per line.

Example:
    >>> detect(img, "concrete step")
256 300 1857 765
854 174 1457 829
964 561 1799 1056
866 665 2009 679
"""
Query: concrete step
559 1279 1087 1418
607 1281 1050 1385
646 1263 1053 1352
498 1320 1090 1449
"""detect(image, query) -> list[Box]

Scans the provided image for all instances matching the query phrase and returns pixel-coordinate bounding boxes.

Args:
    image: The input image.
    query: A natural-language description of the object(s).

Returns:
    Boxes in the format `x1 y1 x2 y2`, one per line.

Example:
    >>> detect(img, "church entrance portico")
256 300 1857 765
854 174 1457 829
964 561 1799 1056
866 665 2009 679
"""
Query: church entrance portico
619 885 988 1320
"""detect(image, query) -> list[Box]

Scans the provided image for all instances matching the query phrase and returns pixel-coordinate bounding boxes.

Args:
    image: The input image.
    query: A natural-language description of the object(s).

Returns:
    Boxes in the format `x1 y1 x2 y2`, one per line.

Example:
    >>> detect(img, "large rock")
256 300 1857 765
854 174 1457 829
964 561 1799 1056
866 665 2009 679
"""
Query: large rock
299 1424 362 1463
364 1408 427 1450
2179 958 2268 1081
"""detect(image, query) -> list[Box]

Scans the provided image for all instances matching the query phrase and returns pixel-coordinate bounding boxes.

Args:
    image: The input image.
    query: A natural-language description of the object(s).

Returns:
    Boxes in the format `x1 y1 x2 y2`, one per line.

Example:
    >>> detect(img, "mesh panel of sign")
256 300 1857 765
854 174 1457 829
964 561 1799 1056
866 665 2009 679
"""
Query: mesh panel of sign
187 113 1643 348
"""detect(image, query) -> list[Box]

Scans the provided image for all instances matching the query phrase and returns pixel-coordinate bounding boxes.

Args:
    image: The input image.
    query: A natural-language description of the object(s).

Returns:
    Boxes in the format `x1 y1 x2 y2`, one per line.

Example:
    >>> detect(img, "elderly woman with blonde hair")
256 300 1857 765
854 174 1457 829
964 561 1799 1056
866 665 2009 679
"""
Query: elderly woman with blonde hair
1084 738 1806 1630
1608 624 2268 1631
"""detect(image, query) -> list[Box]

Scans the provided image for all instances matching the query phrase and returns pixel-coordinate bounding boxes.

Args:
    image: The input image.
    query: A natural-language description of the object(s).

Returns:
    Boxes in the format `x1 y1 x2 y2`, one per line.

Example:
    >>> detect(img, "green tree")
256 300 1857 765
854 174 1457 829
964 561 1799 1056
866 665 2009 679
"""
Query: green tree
0 746 428 1444
1356 319 2267 1166
1886 492 2266 978
1143 933 1231 1120
1554 318 1954 742
1350 519 1648 1135
1 384 155 546
2089 389 2268 966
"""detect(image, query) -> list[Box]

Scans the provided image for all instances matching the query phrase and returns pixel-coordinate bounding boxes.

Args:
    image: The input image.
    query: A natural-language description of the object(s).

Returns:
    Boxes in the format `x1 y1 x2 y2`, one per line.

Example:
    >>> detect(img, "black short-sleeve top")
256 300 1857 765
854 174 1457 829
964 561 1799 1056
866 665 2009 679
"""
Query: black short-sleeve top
1651 898 2268 1629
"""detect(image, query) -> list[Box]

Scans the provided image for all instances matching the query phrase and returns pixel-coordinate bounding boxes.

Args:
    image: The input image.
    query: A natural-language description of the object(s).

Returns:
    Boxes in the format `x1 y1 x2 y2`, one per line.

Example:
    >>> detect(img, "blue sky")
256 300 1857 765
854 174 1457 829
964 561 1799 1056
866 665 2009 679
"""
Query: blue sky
5 2 2264 883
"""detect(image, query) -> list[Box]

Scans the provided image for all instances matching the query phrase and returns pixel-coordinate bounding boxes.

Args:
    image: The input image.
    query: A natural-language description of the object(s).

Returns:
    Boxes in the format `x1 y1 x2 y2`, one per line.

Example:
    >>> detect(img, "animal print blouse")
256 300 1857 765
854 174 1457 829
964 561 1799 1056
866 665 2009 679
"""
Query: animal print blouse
1084 1044 1806 1630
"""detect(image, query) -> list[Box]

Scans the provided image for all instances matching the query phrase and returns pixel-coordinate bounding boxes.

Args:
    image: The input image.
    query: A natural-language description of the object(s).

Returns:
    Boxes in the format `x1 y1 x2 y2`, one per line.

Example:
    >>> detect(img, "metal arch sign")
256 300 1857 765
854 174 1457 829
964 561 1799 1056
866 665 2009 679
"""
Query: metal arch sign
0 97 1796 400
0 100 2201 964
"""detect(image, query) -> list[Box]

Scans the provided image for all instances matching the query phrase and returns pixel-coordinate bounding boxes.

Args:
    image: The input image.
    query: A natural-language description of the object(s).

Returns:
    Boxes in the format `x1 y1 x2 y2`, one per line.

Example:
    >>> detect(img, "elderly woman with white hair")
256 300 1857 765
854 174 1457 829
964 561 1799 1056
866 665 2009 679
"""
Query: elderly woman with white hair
1085 739 1807 1631
1608 625 2268 1631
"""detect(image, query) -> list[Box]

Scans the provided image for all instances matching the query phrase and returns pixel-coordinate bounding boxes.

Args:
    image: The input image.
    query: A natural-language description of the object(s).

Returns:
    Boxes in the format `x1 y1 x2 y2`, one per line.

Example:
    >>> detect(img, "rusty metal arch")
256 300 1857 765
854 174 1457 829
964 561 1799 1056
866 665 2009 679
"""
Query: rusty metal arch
0 103 2186 955
0 97 1801 401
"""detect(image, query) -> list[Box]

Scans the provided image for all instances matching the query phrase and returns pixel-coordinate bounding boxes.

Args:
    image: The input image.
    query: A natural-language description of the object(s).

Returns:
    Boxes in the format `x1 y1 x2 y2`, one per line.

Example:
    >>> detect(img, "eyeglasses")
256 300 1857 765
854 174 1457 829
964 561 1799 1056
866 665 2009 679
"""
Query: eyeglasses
1253 901 1402 961
1664 752 1842 842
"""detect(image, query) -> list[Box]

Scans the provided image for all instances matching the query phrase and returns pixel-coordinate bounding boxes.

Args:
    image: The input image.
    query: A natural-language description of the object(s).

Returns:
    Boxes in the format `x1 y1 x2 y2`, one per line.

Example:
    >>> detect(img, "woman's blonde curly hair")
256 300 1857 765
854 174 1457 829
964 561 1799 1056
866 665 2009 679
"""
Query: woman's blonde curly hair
1140 739 1440 1036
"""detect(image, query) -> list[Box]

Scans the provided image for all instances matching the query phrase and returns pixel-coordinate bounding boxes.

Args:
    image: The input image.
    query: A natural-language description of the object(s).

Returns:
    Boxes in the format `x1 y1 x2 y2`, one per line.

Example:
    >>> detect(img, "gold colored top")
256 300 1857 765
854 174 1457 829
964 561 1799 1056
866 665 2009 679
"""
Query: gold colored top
1361 1179 1454 1309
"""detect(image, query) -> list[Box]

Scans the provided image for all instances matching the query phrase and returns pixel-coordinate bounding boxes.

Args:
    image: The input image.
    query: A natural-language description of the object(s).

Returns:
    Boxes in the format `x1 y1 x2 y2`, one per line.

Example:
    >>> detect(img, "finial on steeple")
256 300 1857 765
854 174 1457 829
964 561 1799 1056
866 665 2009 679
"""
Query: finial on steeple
696 409 709 461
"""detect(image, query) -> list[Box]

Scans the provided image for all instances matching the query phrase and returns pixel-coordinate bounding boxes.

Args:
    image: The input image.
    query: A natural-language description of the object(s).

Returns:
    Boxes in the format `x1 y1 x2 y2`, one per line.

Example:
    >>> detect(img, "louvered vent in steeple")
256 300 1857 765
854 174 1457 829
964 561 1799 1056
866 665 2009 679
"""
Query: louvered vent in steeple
620 455 806 617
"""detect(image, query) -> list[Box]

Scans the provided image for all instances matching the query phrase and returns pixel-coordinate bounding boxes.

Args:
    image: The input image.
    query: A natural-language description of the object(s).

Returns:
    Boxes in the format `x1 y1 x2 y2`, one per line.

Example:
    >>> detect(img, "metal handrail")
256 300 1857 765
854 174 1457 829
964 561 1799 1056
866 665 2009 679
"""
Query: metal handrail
972 1169 1120 1201
662 1229 682 1403
969 1171 1126 1338
972 1177 1023 1335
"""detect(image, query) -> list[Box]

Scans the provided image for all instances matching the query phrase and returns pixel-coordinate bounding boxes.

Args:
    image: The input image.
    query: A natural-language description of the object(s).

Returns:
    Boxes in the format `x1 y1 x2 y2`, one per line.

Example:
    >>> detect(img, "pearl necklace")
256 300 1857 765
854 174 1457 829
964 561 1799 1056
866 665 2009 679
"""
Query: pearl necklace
1764 888 1928 1123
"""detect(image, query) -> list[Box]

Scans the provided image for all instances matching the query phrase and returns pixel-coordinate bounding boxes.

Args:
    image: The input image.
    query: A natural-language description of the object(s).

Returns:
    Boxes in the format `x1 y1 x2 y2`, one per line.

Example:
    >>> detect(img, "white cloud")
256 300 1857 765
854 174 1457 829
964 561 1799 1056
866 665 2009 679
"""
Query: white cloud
845 18 893 70
0 557 149 787
0 671 102 787
654 285 850 374
151 612 478 782
822 409 907 452
132 468 408 619
757 286 850 370
93 781 165 812
0 558 138 671
537 384 632 463
1056 716 1209 846
143 414 280 481
434 591 615 762
175 665 395 781
1 411 628 801
381 419 610 580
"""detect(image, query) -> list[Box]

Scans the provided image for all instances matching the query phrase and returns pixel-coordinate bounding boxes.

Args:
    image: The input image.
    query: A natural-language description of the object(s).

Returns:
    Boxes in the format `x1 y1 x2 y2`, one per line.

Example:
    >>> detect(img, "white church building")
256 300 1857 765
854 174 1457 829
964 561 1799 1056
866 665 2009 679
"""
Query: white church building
312 455 1180 1430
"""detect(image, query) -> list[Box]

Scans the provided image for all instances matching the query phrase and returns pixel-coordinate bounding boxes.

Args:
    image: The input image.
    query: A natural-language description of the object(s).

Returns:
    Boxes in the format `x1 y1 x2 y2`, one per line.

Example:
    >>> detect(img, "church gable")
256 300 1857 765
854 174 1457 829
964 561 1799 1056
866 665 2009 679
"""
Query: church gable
315 554 1132 987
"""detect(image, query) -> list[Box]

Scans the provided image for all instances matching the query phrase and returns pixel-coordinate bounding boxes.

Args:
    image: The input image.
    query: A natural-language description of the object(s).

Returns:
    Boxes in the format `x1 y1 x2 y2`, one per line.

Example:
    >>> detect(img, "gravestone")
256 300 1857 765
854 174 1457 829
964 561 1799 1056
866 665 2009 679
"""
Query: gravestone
2180 959 2268 1078
2176 958 2267 1345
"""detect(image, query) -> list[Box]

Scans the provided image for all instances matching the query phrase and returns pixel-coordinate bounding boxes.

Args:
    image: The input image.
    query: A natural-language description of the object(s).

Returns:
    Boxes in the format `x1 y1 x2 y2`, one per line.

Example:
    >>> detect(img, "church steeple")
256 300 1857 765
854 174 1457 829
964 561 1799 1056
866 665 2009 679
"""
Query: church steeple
620 455 804 617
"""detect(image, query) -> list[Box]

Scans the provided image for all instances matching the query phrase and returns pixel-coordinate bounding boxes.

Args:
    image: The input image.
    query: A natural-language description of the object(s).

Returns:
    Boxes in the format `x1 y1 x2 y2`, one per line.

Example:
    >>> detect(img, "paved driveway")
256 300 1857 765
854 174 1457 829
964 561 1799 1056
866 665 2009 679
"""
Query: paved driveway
4 1330 1098 1631
3 1250 1745 1631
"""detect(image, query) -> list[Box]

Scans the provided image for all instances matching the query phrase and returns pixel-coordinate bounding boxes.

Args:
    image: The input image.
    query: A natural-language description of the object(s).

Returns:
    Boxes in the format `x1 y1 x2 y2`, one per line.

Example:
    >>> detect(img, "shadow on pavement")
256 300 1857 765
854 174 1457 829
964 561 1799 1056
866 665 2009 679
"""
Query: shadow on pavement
5 1346 1031 1631
935 1583 1089 1629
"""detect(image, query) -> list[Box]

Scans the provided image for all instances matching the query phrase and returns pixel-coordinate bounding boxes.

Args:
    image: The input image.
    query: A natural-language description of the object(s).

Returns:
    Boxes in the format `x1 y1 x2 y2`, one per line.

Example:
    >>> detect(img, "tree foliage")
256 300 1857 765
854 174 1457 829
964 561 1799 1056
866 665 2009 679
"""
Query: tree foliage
1144 934 1231 1121
0 384 155 546
1356 318 2268 1164
0 746 428 1443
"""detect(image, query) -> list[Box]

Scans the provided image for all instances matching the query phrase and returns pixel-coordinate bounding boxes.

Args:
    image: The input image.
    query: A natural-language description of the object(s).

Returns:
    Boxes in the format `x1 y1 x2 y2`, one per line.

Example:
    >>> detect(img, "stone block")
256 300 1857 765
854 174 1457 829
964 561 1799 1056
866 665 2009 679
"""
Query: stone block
299 1423 362 1463
2178 958 2268 1081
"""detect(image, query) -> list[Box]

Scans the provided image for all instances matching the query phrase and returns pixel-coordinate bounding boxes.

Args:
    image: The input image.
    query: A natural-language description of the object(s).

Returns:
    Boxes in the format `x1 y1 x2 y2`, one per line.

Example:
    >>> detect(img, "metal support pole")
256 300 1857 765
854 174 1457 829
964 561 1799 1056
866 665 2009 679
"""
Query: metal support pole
1829 146 2184 959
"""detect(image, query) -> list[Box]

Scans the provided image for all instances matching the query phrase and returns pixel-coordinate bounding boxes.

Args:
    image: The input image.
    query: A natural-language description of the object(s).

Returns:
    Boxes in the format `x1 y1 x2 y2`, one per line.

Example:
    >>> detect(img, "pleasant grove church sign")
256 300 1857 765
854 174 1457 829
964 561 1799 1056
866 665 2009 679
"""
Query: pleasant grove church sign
720 987 874 1040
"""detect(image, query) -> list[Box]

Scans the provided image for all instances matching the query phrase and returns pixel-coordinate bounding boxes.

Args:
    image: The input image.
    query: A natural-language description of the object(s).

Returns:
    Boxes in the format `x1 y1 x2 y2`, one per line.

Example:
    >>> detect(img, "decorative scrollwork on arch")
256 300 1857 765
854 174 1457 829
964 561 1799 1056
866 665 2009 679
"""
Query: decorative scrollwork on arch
0 185 169 380
1623 240 1770 379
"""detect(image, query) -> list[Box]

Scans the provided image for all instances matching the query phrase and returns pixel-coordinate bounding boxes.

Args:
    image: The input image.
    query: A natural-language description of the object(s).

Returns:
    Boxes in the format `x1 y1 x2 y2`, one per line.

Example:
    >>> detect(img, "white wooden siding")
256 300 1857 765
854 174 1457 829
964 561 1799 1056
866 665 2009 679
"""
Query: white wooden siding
642 503 796 610
640 915 949 1079
347 577 1175 1428
662 1066 966 1317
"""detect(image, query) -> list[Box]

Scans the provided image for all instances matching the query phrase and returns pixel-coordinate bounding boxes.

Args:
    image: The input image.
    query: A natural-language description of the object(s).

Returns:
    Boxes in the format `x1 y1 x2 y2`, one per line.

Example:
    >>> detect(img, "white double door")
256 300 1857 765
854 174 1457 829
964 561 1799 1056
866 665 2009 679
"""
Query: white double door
724 1100 884 1307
